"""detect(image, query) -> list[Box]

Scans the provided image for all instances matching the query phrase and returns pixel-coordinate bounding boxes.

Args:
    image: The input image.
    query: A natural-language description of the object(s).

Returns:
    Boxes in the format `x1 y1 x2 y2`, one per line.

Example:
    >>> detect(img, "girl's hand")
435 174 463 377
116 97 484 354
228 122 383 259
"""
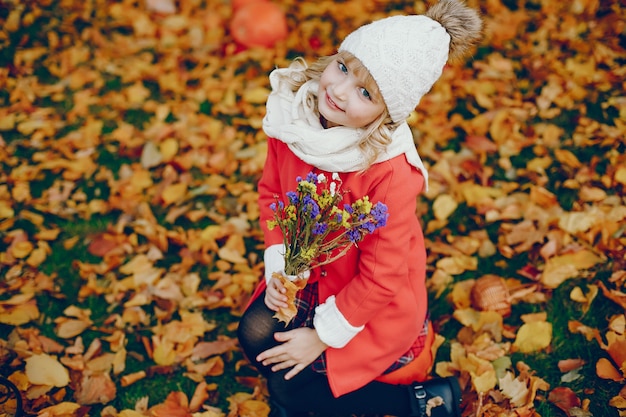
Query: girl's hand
264 276 288 311
257 328 328 380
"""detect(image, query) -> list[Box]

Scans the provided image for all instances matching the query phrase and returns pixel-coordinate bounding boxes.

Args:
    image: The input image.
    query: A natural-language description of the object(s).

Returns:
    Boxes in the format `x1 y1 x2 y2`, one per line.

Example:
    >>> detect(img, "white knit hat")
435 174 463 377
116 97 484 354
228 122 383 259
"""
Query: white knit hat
339 15 451 123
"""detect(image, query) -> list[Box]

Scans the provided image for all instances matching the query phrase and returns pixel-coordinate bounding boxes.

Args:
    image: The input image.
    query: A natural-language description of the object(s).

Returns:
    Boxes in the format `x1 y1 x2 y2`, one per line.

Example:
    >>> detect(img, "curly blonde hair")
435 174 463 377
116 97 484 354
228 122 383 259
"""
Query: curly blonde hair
278 51 401 169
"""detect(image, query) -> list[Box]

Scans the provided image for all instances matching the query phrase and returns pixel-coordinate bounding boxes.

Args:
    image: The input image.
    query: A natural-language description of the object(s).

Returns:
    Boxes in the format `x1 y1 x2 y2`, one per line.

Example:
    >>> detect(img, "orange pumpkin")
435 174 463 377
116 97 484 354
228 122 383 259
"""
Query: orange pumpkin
231 0 268 11
230 2 288 48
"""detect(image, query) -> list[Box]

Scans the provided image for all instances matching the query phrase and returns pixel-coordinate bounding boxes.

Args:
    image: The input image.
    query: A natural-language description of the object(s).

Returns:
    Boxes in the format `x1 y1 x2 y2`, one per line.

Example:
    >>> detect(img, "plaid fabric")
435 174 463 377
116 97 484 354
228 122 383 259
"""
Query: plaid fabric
287 281 430 375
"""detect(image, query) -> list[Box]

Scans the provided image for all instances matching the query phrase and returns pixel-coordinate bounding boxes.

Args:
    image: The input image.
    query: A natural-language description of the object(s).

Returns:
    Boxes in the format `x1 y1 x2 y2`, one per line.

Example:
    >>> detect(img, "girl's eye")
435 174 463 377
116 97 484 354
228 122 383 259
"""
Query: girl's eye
338 62 348 74
360 87 371 100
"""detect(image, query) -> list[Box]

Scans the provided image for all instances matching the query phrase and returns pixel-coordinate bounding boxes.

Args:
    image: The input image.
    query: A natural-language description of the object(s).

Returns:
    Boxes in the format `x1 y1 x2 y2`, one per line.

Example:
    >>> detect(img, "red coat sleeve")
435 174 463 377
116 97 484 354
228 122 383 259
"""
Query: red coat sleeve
258 138 288 247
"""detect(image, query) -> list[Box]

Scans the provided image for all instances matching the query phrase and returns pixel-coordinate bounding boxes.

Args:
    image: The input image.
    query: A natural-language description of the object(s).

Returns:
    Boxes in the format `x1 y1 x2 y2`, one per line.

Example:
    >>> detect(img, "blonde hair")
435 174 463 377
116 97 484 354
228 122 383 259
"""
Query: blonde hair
280 51 401 169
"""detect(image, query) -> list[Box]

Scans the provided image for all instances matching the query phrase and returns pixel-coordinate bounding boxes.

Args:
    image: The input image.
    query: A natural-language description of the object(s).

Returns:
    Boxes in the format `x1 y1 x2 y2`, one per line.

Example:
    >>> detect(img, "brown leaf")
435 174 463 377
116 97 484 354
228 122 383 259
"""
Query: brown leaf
548 387 581 416
75 373 117 405
191 338 239 361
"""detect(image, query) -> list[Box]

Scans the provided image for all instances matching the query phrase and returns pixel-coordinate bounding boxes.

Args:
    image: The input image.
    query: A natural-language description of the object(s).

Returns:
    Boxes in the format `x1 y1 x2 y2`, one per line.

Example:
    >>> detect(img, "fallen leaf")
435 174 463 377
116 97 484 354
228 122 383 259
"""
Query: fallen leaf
548 387 581 416
513 321 552 353
75 372 117 405
499 372 529 407
25 353 70 387
558 359 586 373
596 357 624 382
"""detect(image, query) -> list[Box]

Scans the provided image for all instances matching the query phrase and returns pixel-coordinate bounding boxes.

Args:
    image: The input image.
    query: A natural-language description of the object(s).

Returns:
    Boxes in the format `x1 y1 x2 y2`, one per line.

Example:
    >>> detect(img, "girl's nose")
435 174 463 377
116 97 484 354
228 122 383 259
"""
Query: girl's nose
332 78 352 99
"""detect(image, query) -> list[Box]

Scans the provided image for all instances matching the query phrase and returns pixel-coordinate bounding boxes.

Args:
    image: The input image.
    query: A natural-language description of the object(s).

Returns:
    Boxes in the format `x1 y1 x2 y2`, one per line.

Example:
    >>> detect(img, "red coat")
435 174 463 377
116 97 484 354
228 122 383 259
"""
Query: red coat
254 137 429 397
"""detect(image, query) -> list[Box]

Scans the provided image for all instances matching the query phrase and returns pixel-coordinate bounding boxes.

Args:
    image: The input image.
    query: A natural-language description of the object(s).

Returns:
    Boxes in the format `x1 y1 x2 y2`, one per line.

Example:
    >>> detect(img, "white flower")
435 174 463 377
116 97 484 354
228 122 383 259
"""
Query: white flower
317 173 326 183
332 172 340 181
330 182 337 196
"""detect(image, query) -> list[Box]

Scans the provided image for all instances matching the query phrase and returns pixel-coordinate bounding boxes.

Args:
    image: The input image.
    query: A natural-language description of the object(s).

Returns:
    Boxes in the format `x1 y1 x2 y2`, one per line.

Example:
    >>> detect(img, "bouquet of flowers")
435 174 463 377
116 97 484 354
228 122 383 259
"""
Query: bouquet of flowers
267 171 389 323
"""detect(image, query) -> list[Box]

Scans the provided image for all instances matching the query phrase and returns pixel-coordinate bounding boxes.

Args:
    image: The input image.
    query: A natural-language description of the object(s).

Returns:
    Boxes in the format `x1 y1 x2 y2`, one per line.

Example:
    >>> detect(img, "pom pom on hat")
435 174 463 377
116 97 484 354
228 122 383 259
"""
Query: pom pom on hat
339 0 482 123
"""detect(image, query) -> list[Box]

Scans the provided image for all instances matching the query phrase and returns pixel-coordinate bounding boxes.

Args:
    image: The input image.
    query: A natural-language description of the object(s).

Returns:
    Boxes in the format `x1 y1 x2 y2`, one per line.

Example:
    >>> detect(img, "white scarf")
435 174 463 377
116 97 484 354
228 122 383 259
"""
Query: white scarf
262 68 429 188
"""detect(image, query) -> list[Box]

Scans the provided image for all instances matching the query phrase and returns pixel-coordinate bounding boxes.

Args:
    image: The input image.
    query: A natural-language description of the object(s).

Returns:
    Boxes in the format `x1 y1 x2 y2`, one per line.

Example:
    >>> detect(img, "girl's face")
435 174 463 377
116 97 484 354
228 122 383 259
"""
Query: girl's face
318 58 386 129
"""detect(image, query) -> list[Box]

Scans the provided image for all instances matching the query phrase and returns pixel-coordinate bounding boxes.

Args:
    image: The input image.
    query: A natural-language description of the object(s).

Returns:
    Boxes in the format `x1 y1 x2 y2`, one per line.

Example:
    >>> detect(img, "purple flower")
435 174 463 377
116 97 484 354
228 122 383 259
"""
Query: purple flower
347 228 362 243
303 195 320 218
371 202 388 228
312 222 328 235
336 213 343 223
286 191 298 204
305 172 318 184
360 221 376 233
344 204 354 214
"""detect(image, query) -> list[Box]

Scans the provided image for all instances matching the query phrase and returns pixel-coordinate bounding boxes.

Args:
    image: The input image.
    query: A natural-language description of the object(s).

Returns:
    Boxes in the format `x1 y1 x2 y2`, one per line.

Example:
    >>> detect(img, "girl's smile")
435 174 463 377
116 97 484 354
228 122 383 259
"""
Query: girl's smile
318 59 385 129
325 92 342 112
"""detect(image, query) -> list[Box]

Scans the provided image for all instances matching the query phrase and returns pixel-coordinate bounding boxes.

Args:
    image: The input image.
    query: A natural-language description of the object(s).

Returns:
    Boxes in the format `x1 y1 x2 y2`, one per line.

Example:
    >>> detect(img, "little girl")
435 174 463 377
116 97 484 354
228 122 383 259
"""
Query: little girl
237 1 482 416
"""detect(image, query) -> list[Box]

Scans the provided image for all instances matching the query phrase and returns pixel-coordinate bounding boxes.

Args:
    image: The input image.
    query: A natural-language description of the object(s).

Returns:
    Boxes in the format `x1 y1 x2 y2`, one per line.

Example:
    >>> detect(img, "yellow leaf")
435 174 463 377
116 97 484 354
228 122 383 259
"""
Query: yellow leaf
541 250 603 288
0 112 16 130
36 402 81 417
433 194 458 221
243 87 271 104
25 353 70 387
615 166 626 186
26 243 48 267
160 138 179 162
239 399 270 417
450 279 475 309
0 300 39 325
436 254 477 275
470 367 497 393
161 183 188 206
461 184 504 206
0 201 14 218
554 149 582 169
558 211 598 234
56 318 92 338
126 82 151 105
513 321 552 353
218 234 247 264
569 285 598 313
11 240 33 258
153 339 177 366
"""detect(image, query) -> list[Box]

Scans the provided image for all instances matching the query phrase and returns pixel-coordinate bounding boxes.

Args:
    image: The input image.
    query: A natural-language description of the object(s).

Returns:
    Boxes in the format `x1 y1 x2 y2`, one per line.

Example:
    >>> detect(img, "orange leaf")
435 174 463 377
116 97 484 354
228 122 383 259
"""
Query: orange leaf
607 339 626 374
558 359 586 373
596 357 624 382
548 387 581 416
149 392 192 417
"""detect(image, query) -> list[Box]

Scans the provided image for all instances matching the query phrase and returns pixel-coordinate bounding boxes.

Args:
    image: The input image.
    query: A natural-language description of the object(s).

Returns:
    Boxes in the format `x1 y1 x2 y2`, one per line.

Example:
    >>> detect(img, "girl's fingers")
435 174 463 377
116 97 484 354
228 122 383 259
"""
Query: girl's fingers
284 363 304 380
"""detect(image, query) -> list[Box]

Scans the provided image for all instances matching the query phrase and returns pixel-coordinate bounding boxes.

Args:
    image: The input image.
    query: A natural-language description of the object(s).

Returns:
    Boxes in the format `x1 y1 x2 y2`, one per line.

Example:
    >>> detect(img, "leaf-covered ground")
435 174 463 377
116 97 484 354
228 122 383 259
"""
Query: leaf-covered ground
1 0 625 416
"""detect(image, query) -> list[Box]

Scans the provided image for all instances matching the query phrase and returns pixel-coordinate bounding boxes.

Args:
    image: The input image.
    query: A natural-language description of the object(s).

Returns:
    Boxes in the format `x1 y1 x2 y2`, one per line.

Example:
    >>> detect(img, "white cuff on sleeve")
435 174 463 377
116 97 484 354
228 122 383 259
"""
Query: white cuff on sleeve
264 244 285 284
314 295 364 348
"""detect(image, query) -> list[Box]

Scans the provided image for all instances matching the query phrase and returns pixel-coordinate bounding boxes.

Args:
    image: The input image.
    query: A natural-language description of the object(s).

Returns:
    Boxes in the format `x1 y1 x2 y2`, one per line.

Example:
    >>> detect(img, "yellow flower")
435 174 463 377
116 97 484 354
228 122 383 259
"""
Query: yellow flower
317 191 335 209
353 196 372 214
298 181 316 195
285 205 296 220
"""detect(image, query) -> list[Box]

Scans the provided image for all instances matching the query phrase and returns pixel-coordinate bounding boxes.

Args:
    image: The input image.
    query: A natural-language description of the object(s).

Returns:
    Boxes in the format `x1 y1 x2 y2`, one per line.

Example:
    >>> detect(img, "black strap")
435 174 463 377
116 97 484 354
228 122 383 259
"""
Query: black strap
412 384 427 417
